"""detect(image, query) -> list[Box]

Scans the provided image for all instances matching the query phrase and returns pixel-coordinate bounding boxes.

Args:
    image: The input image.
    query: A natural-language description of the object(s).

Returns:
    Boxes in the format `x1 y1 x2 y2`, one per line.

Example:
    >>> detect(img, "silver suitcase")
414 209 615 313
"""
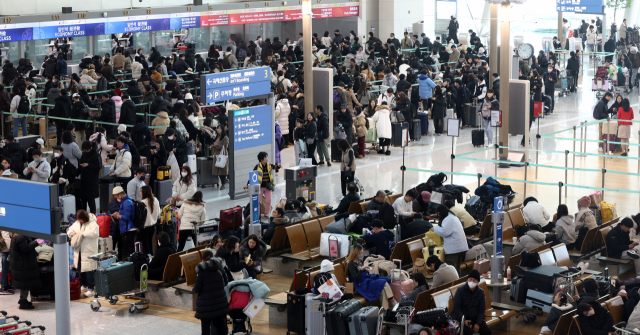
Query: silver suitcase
100 164 112 178
196 157 218 187
347 306 380 335
305 293 326 335
59 195 76 223
155 179 172 207
248 223 262 238
443 108 454 132
97 236 113 254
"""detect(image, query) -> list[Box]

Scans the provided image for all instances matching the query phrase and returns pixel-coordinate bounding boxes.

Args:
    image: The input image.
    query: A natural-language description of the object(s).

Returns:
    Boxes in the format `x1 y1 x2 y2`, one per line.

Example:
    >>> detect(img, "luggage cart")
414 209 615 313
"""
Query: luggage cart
88 251 150 314
4 325 46 334
613 322 640 334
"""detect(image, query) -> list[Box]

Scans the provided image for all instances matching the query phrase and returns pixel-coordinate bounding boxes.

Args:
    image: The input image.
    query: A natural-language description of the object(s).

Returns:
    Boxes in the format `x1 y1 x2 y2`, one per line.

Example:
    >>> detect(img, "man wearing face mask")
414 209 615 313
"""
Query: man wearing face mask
576 301 614 335
127 167 147 202
108 137 133 190
452 269 491 335
542 64 558 113
23 150 50 183
48 146 76 195
111 187 137 261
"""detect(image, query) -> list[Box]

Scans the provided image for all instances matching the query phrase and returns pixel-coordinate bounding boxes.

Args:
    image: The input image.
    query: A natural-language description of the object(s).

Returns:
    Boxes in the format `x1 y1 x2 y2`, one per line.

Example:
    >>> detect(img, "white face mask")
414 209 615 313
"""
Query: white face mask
54 153 61 158
587 309 595 316
468 281 477 289
168 136 174 140
181 172 187 177
548 69 552 73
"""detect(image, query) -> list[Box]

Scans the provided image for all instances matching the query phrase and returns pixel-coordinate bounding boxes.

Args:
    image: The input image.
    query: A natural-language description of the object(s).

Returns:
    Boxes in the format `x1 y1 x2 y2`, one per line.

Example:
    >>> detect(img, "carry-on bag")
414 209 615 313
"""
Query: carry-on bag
154 179 172 207
94 261 135 297
287 269 310 334
157 166 171 180
510 275 527 303
471 117 485 147
326 298 362 335
473 250 491 275
389 259 414 302
305 293 330 335
412 119 421 141
523 265 565 293
219 206 243 233
347 306 380 335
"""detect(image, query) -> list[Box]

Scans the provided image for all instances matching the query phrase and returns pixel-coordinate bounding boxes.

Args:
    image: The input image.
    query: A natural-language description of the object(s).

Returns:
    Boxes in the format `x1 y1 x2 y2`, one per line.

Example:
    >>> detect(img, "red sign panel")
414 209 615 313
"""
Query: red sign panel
201 5 358 27
200 13 229 27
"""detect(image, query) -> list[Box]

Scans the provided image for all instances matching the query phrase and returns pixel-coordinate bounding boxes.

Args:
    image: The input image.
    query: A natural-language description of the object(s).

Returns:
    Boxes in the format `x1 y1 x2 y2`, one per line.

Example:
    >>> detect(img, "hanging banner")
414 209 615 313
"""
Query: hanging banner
170 13 201 29
34 20 86 40
0 24 34 42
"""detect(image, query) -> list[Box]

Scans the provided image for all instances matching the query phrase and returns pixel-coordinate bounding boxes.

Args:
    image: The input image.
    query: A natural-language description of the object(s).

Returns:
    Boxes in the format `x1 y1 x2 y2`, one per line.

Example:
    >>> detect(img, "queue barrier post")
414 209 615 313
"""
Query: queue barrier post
584 119 588 153
558 182 563 206
45 113 50 147
494 144 498 177
524 162 528 200
602 168 606 201
450 153 455 185
565 150 569 200
535 134 540 179
637 130 640 175
573 126 576 168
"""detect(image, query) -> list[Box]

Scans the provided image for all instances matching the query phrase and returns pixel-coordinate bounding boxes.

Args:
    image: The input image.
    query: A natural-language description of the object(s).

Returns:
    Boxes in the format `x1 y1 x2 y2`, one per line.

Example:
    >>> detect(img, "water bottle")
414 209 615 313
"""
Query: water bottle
507 266 511 281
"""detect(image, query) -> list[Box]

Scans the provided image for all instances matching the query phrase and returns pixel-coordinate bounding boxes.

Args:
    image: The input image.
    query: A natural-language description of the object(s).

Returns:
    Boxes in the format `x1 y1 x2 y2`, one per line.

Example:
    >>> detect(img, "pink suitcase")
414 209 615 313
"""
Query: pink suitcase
389 259 414 302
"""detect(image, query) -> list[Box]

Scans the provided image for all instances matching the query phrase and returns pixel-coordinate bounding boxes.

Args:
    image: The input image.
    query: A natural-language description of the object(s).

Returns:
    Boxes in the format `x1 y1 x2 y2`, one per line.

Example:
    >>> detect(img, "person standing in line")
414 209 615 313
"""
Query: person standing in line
304 111 318 165
448 16 459 44
315 105 331 166
67 210 99 297
478 89 499 146
192 249 230 335
211 125 229 190
141 185 160 256
338 139 356 197
0 230 12 294
171 166 197 207
10 234 41 309
177 191 206 251
617 98 634 156
111 186 137 260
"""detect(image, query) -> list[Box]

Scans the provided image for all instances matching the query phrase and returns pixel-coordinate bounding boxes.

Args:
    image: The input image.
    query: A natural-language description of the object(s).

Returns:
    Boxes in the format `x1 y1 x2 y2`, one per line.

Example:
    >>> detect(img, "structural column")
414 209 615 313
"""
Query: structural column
499 2 510 160
302 0 314 118
558 12 563 45
624 0 640 26
489 4 498 89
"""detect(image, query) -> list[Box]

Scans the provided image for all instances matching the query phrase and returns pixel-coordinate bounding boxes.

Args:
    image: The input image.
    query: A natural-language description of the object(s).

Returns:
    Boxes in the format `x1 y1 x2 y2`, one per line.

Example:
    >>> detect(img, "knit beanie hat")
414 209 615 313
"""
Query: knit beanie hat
524 197 538 206
468 269 481 282
577 196 591 208
422 191 431 202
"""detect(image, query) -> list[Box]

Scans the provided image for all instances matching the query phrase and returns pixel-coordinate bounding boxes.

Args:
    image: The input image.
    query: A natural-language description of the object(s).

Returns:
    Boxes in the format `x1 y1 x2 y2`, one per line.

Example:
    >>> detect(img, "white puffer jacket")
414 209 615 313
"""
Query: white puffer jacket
171 178 197 207
109 148 132 178
371 105 392 139
1 231 10 253
522 201 551 226
178 200 207 231
575 207 597 230
66 214 100 272
275 99 291 135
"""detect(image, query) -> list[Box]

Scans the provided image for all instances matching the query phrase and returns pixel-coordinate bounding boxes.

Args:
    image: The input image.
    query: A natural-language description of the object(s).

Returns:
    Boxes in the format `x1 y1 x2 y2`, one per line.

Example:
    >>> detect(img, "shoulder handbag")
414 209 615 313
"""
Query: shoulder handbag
215 145 228 168
25 161 42 180
395 112 405 122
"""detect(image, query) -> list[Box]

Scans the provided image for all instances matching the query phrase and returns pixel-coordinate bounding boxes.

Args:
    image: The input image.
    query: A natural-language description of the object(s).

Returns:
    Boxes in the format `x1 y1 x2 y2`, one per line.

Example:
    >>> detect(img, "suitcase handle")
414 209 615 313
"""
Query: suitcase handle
293 268 311 291
392 259 402 282
135 241 142 253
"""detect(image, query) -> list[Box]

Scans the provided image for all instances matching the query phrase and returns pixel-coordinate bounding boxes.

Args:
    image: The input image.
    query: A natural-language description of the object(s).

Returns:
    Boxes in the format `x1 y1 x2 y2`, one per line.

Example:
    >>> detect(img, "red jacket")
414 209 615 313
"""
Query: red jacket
618 107 634 126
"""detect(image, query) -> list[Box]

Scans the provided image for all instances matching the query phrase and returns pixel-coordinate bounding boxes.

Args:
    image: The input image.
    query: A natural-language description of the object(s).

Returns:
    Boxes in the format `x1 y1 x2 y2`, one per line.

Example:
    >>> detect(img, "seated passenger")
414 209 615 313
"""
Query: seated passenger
239 234 267 277
414 191 437 218
403 213 433 240
294 198 313 220
555 204 577 249
148 232 177 281
401 272 428 303
445 200 478 235
511 224 545 255
346 244 397 308
334 183 361 214
522 197 553 232
362 219 395 260
606 217 640 262
576 301 614 335
575 196 597 230
261 208 289 245
432 205 469 269
452 270 491 335
313 259 340 299
541 291 576 334
427 255 459 288
366 190 386 212
283 202 301 222
393 189 417 218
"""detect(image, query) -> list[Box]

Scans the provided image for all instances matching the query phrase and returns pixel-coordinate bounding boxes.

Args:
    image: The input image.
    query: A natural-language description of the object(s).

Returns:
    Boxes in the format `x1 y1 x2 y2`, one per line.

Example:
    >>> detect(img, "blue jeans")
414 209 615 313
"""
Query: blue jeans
484 118 493 145
13 117 27 137
81 271 95 290
0 252 9 288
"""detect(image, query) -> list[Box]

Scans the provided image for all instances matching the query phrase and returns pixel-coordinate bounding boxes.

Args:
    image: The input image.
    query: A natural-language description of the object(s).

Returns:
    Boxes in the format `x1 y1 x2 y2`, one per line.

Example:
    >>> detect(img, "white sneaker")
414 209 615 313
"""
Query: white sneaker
81 286 88 293
84 290 94 297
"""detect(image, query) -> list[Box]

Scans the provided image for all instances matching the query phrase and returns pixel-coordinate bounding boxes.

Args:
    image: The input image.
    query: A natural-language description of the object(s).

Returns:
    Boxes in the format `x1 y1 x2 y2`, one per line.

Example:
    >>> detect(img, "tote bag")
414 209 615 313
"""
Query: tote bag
215 145 228 168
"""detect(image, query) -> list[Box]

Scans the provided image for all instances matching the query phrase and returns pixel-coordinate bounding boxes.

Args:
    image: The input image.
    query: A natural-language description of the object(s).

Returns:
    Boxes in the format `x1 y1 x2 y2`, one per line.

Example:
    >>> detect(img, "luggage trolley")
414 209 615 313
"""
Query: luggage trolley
88 251 150 314
613 322 640 335
3 325 46 335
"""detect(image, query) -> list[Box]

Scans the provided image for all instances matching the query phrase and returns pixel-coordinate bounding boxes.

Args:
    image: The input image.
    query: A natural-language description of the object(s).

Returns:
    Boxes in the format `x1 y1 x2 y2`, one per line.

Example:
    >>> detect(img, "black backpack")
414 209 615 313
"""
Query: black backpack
378 202 398 229
128 198 148 230
274 78 285 91
17 95 30 114
9 149 23 175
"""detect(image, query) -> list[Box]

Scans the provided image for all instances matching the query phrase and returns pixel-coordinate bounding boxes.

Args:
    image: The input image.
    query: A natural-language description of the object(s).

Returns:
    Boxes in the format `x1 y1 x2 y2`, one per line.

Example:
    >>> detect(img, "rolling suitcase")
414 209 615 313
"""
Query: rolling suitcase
220 206 243 233
417 112 429 134
443 108 454 132
525 289 554 313
347 306 380 335
510 276 527 303
196 157 217 187
154 179 172 207
305 293 330 335
471 125 484 147
331 139 342 162
94 261 135 297
326 299 362 335
97 236 114 254
31 265 56 299
186 154 196 173
389 259 413 301
601 134 616 152
411 119 421 141
391 122 408 147
99 179 115 214
288 269 310 335
59 194 76 223
465 103 480 128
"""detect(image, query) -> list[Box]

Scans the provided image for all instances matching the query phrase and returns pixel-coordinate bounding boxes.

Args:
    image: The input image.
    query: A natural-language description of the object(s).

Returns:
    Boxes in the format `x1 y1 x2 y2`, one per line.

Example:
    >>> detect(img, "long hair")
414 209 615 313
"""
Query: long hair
141 185 156 215
180 166 194 186
346 244 363 264
223 236 240 253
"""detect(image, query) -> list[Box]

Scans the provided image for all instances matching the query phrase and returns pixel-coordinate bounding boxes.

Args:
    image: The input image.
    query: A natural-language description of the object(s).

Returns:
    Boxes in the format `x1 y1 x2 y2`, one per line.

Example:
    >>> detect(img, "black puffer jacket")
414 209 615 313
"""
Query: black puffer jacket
577 301 614 335
42 58 58 77
10 235 42 290
452 283 486 326
215 246 246 273
185 45 196 68
119 100 136 128
193 257 230 319
148 243 177 280
76 149 101 200
151 95 172 115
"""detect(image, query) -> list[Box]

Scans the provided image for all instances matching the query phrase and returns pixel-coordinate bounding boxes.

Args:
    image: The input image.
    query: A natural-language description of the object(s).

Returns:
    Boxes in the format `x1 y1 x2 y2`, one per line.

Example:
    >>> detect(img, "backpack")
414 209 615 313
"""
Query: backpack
378 202 398 229
277 136 287 151
333 90 340 103
465 86 473 103
17 96 30 114
222 55 231 69
128 198 148 230
238 48 247 59
274 78 285 92
9 150 23 175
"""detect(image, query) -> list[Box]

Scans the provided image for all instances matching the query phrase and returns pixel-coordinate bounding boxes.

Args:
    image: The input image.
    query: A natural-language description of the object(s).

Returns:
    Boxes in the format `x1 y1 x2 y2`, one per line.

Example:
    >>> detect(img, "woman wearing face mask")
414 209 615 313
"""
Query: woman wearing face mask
147 232 176 281
77 141 101 214
177 191 206 251
211 125 229 190
576 301 614 335
238 234 267 279
67 210 99 298
171 166 196 207
140 185 160 255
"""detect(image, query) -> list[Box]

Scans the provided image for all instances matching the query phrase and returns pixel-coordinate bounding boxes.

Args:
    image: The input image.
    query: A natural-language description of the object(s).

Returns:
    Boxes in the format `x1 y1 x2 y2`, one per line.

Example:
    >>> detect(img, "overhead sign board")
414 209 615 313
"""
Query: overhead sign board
232 105 273 151
201 67 271 104
34 20 86 40
0 179 60 238
170 13 201 29
556 0 603 14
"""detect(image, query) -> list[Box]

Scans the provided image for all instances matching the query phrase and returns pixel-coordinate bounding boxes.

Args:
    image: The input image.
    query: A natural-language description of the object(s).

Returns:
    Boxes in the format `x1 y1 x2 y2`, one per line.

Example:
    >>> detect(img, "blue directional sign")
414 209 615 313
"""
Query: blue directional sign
0 178 58 236
556 0 603 14
201 67 271 104
232 105 273 151
494 196 504 213
249 171 260 185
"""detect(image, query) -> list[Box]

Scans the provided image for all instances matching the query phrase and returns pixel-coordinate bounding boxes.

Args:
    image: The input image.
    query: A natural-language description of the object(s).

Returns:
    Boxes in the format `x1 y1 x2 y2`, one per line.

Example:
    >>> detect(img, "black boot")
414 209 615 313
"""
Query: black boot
18 299 34 310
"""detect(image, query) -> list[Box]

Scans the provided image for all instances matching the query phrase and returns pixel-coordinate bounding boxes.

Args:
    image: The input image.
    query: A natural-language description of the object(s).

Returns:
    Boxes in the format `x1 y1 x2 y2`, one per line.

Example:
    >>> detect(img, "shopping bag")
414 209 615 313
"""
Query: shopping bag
424 231 444 246
431 191 443 204
243 297 265 318
600 201 617 223
365 127 377 142
215 145 228 168
318 278 343 300
589 191 602 208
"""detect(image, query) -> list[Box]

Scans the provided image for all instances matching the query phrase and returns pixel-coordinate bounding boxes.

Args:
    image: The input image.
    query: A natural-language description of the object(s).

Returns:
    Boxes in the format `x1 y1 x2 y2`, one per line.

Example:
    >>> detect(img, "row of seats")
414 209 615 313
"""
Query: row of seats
597 217 637 280
567 296 624 335
347 193 401 215
145 245 207 292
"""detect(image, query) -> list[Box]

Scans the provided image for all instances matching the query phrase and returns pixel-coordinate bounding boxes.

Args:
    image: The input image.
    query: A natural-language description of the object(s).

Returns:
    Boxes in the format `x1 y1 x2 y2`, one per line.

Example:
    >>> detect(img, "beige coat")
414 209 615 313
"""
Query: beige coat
151 111 170 136
1 231 10 252
171 178 197 207
178 200 207 232
340 148 356 172
211 136 229 176
346 89 362 112
354 113 368 137
67 214 100 272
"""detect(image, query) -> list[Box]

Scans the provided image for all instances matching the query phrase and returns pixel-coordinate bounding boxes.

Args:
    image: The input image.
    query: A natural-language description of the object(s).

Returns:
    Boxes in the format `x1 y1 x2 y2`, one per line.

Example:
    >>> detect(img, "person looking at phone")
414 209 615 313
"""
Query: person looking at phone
606 218 640 266
346 244 397 308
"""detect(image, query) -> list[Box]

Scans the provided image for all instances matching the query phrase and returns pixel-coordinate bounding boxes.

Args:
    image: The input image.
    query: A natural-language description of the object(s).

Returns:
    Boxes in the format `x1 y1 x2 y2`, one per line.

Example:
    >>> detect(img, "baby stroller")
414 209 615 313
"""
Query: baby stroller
225 280 271 335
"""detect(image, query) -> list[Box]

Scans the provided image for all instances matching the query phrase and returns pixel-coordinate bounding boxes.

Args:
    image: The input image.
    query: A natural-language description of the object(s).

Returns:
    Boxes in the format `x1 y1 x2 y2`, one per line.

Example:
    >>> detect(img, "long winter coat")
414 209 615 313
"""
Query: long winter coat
275 123 283 165
178 200 207 232
371 105 392 139
354 113 368 137
171 178 197 207
76 149 101 200
10 235 42 290
211 135 229 176
151 111 170 136
109 145 132 178
67 214 100 272
193 257 230 320
275 99 291 135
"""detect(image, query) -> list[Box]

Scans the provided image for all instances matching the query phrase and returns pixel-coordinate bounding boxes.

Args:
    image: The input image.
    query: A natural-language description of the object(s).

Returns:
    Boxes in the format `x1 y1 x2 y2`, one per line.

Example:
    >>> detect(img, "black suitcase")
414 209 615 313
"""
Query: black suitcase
510 276 527 303
413 308 450 328
391 122 408 147
31 265 56 299
523 265 565 293
472 128 484 147
99 179 116 214
326 299 362 335
331 139 342 162
543 94 552 114
465 103 480 128
287 269 309 334
412 119 421 141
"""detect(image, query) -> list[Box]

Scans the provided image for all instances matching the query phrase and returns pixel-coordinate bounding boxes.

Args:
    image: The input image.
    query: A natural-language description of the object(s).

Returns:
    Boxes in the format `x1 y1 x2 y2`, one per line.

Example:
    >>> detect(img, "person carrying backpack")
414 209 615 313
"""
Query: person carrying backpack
2 134 28 177
10 88 30 137
111 186 138 261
